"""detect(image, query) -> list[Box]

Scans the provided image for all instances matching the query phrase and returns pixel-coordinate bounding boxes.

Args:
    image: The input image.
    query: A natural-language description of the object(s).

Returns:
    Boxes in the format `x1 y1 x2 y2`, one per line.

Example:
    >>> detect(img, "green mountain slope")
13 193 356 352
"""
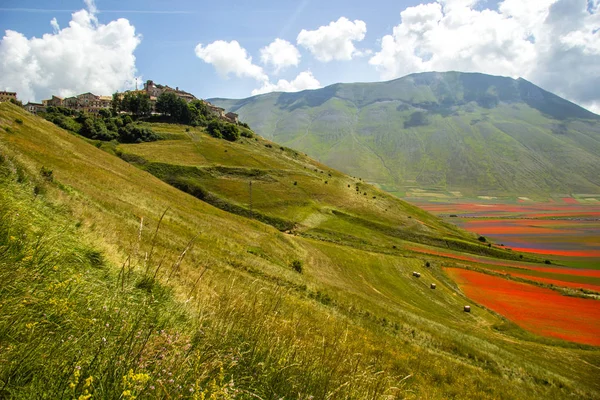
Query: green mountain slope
211 72 600 197
1 102 600 399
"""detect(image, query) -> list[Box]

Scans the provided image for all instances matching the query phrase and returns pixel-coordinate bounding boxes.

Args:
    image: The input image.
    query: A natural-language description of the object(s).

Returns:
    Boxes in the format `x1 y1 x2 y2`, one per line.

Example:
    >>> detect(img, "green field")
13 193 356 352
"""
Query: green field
1 102 600 399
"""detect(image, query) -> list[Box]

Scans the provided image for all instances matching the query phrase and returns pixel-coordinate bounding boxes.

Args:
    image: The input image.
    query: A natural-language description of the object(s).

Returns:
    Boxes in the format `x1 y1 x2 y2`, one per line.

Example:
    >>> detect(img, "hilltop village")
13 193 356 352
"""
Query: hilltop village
4 80 238 124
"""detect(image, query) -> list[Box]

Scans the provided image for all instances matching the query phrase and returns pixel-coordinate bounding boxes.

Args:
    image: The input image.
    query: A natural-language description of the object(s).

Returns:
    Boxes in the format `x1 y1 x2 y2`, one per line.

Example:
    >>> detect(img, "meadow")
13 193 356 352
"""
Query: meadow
1 102 600 399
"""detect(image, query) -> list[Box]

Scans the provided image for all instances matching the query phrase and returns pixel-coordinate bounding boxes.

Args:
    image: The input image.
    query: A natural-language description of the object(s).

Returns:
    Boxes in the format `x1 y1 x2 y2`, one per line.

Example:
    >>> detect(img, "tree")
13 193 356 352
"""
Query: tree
111 92 121 115
98 108 111 119
121 92 151 117
155 92 192 123
155 92 179 117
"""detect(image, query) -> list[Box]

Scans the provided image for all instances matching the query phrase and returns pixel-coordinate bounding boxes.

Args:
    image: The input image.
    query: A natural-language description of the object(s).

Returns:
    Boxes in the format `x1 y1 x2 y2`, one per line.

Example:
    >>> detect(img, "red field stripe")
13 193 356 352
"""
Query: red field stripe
508 247 600 258
445 268 600 346
502 271 600 292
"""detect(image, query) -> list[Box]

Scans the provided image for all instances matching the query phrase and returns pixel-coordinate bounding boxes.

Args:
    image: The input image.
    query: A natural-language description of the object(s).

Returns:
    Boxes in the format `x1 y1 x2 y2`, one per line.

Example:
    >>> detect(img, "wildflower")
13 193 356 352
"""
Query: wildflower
69 367 81 390
52 265 58 271
9 236 16 241
25 322 38 329
84 376 94 387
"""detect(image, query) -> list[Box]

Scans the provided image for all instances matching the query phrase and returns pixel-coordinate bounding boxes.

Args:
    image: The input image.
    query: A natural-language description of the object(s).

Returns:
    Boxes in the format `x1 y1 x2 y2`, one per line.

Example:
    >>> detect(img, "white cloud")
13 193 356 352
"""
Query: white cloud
297 17 367 62
0 0 141 103
252 71 321 95
195 40 268 82
260 38 301 73
369 0 600 114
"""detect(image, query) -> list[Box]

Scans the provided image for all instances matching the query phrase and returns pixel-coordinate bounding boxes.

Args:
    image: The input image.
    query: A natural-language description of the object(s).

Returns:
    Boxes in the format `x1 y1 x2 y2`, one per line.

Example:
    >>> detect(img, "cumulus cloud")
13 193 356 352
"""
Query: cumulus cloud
297 17 367 62
369 0 600 113
195 40 268 82
252 71 321 95
260 38 301 73
0 0 141 103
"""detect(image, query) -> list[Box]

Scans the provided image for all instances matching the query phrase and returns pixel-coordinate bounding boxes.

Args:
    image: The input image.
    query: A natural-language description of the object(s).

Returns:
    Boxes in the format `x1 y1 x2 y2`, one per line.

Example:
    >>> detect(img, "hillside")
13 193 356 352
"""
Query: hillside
1 102 599 399
211 72 600 197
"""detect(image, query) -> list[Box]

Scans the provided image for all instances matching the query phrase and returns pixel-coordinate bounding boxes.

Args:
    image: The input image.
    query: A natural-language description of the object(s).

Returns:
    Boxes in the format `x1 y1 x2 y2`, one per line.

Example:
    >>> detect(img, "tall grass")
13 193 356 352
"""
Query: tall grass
0 155 408 399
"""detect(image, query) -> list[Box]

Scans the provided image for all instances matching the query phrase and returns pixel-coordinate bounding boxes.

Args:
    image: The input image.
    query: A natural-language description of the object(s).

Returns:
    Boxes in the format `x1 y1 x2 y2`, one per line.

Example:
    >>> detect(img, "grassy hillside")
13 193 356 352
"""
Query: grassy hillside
1 102 600 399
211 72 600 197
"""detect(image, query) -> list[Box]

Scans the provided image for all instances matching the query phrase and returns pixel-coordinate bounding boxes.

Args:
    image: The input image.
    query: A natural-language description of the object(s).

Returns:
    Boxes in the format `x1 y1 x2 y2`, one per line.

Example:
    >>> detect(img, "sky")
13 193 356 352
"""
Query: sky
0 0 599 113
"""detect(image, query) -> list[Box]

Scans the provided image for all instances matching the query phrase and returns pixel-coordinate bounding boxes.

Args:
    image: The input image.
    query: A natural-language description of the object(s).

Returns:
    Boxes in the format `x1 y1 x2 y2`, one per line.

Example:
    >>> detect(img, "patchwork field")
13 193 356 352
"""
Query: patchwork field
405 198 600 345
410 199 600 268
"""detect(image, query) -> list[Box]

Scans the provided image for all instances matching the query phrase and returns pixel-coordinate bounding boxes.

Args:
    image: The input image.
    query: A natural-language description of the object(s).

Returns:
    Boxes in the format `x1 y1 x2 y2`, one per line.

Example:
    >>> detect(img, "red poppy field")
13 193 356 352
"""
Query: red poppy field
444 268 600 346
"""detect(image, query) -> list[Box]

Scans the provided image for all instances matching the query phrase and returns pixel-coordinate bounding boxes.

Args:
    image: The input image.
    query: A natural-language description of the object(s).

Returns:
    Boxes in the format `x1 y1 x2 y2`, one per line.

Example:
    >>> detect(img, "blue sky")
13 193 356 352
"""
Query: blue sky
1 0 598 113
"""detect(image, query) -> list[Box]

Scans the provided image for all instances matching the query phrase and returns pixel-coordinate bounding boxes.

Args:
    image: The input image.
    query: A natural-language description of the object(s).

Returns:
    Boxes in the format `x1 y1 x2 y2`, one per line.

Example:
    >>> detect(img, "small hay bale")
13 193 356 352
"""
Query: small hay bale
464 305 471 313
430 283 436 289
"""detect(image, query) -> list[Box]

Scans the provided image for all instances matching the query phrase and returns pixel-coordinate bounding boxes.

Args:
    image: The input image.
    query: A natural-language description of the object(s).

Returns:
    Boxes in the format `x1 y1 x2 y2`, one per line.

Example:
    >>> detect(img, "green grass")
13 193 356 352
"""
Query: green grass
1 102 600 399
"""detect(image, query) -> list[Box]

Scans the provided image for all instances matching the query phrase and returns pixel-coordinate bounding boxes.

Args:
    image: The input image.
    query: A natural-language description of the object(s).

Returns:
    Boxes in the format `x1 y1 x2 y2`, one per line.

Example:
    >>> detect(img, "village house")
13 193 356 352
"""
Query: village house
42 95 63 107
225 112 239 124
0 91 17 103
206 103 226 118
23 102 46 114
63 96 79 109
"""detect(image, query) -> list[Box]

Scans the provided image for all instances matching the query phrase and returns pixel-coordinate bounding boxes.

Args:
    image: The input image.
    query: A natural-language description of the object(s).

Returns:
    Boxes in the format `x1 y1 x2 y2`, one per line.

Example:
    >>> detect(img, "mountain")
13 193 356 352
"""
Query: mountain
210 72 600 197
1 102 599 399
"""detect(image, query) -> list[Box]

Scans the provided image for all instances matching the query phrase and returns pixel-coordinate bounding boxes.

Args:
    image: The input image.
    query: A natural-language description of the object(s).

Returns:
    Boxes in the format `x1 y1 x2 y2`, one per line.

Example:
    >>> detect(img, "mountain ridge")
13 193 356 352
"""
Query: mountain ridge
210 71 600 197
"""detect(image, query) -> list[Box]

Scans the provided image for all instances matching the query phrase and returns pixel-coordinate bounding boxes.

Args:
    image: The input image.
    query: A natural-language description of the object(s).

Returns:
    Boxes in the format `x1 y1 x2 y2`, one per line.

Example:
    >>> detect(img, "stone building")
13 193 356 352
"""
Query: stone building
42 95 63 107
63 96 79 109
0 91 17 103
225 112 239 124
207 103 226 118
23 102 46 114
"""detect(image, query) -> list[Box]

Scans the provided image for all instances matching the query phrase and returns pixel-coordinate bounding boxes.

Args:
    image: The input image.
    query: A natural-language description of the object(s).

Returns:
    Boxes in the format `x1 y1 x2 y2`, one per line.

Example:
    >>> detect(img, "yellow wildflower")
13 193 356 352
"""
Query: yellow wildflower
25 322 38 329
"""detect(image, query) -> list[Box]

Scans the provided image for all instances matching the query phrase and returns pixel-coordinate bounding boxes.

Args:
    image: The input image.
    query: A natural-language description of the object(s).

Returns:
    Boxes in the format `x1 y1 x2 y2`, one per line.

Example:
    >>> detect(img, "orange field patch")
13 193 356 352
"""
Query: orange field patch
561 197 580 204
444 268 600 346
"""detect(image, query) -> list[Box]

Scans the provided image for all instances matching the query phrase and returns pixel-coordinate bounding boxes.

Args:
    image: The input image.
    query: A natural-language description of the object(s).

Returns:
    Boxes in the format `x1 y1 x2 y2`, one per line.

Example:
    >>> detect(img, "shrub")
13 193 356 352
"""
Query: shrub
240 128 254 138
544 260 552 265
207 120 240 141
478 236 487 243
290 260 303 273
293 181 297 186
15 118 23 124
40 166 53 182
118 124 160 143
